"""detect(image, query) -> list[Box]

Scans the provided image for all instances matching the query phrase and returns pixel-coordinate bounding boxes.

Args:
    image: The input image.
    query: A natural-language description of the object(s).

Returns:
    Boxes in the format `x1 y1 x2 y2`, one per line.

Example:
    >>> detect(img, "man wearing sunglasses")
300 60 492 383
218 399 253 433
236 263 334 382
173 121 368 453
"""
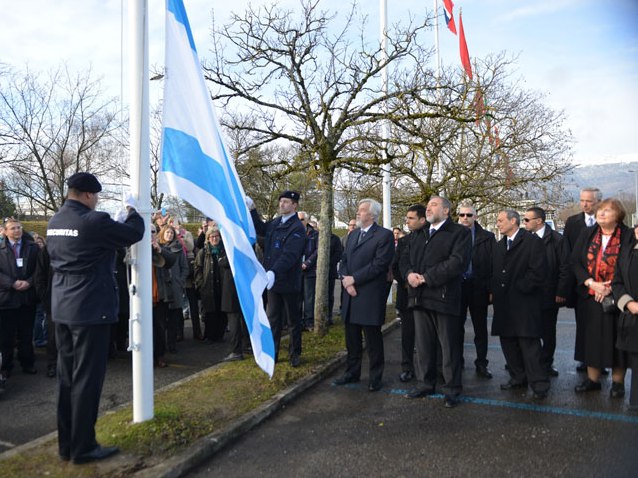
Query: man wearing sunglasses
457 204 495 379
523 207 570 377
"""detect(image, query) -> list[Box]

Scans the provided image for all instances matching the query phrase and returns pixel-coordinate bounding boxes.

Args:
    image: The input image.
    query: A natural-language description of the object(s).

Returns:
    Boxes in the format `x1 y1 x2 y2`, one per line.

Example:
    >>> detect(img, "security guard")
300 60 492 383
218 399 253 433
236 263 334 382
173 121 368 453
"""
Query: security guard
47 172 144 464
249 190 305 367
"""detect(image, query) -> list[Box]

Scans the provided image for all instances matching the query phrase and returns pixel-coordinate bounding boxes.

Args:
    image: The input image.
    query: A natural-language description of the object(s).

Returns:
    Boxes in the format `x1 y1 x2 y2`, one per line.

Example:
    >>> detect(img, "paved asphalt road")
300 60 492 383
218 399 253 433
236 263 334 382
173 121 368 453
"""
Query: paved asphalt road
192 307 638 478
0 320 231 453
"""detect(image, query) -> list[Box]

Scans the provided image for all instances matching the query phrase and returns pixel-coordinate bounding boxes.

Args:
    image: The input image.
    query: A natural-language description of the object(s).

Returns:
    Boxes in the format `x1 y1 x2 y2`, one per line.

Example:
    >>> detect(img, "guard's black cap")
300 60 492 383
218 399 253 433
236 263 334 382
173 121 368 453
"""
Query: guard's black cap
66 172 102 193
278 190 301 203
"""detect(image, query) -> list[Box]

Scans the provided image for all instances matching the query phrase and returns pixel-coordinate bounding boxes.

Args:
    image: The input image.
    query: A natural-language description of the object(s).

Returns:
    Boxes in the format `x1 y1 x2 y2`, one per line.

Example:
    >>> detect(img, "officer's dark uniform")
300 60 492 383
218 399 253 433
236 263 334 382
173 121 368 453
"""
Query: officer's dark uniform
251 191 305 365
46 173 144 463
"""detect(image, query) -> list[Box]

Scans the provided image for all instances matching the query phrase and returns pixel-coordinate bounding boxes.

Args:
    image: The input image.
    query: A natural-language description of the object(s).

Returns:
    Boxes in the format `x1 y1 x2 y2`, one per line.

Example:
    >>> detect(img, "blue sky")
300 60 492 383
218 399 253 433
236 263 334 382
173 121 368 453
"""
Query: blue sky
1 0 637 167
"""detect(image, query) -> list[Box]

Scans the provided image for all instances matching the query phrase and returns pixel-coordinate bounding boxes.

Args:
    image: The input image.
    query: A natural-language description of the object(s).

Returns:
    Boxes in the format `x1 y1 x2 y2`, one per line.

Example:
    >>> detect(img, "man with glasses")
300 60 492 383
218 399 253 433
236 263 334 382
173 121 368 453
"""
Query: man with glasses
523 207 570 377
457 203 495 379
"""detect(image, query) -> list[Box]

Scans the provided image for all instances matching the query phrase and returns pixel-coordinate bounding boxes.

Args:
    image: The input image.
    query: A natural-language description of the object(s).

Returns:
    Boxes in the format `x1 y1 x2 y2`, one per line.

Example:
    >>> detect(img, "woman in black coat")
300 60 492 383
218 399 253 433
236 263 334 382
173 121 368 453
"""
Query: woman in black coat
612 224 638 410
572 198 632 397
194 228 228 342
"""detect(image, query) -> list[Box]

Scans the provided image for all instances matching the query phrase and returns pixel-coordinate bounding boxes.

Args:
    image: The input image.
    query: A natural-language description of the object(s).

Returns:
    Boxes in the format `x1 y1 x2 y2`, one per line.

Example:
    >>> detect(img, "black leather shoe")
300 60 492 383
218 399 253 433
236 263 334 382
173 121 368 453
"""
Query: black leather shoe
405 387 435 399
601 368 609 376
73 445 120 464
368 381 382 392
289 355 301 368
22 366 37 375
574 378 602 393
500 380 528 391
576 362 587 372
332 374 359 386
444 395 460 408
532 390 548 400
399 371 415 383
610 382 625 398
547 366 559 377
476 366 493 379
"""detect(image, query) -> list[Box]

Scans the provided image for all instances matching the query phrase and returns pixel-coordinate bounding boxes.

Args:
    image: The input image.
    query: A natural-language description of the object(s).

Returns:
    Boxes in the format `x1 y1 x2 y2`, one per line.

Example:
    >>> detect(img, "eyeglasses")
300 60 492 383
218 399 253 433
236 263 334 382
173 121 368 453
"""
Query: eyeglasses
523 217 539 222
458 213 474 218
150 229 157 234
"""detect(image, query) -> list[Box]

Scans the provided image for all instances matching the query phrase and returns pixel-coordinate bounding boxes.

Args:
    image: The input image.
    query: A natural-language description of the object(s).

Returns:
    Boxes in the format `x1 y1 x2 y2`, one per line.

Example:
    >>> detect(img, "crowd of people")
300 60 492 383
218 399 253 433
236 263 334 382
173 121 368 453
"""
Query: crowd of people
0 176 637 463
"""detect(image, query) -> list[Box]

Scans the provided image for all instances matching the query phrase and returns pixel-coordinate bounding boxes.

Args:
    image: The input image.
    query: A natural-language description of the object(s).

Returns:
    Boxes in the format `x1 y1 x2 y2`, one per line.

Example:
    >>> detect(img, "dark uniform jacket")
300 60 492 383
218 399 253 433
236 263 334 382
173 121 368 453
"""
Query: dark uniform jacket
491 229 546 337
46 199 144 326
251 210 305 294
340 223 394 326
0 238 39 309
392 233 411 312
539 226 571 309
399 219 471 316
612 236 638 353
563 212 589 251
329 233 343 281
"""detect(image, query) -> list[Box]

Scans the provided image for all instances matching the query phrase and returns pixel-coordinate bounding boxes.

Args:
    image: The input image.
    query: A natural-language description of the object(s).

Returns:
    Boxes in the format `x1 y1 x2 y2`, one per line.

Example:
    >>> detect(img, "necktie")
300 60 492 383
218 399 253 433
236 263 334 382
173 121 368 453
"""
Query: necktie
358 230 366 244
429 227 436 238
507 238 513 250
12 242 19 258
587 217 594 227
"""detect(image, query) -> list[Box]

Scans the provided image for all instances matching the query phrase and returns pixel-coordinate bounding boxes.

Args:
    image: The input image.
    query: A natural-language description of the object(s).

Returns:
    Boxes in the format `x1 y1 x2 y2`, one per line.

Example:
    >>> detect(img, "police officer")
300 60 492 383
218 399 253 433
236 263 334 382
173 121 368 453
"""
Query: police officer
249 190 305 367
47 172 144 464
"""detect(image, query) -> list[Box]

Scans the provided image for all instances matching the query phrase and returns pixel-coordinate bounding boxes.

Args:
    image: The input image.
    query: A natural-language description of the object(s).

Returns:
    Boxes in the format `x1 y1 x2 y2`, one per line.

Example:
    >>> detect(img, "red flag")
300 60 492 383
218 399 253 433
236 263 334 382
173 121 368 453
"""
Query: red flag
443 0 457 35
459 13 472 79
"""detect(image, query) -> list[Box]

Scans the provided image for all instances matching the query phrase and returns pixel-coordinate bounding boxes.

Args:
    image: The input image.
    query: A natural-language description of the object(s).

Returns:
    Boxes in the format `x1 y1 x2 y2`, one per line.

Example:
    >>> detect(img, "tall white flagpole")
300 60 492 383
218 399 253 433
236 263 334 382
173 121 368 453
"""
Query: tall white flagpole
380 0 391 230
129 0 154 422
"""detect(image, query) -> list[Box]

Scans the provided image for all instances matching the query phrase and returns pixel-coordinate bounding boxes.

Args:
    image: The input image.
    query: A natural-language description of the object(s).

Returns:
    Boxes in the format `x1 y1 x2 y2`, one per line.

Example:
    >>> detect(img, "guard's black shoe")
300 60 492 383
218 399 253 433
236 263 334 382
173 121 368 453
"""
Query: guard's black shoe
289 355 301 368
547 366 559 377
476 365 493 379
73 445 120 465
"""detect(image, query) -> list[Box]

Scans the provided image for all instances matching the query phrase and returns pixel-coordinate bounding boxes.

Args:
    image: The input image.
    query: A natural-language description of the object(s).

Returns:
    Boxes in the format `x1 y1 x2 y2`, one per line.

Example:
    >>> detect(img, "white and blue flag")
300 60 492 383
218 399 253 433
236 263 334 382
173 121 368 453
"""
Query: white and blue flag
161 0 275 377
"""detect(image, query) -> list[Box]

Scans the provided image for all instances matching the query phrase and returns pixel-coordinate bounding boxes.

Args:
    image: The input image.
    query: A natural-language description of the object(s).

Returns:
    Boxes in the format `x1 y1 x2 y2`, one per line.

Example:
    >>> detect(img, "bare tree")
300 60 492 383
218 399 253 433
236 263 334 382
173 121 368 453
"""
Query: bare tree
204 0 459 333
0 65 124 215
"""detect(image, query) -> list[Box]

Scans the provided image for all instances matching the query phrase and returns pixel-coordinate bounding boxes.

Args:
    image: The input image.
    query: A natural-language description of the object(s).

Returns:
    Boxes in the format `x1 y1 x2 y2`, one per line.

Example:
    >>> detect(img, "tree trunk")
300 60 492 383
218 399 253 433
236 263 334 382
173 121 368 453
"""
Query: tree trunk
313 169 334 337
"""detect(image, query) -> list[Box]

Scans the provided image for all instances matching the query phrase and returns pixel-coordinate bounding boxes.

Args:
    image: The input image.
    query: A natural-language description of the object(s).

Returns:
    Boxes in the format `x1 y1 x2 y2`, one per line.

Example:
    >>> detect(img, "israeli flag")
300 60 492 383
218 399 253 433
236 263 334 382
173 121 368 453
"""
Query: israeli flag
161 0 275 377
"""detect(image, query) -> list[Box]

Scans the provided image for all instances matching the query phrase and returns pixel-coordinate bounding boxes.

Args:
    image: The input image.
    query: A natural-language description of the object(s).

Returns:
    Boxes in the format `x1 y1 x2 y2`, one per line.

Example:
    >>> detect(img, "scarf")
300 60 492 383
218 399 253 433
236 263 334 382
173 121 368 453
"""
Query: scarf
586 225 621 295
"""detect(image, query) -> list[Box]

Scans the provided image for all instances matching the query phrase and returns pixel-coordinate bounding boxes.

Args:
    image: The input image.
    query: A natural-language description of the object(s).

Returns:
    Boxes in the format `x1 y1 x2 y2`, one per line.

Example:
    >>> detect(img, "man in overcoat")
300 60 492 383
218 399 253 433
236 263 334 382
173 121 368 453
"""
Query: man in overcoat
492 209 549 399
47 172 144 464
250 190 306 367
400 196 471 408
334 198 394 391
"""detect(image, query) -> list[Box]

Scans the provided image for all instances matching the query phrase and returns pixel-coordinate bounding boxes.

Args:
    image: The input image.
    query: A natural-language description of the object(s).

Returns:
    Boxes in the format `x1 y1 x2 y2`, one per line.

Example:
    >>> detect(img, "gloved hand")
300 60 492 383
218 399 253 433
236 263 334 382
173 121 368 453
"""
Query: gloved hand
124 193 138 211
115 209 128 223
245 196 255 210
266 270 275 290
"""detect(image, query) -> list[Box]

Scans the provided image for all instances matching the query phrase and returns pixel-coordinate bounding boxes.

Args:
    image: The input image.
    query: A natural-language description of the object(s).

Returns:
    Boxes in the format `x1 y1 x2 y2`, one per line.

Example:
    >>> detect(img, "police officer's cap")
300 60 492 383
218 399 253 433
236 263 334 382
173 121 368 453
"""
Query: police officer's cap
278 190 301 203
67 172 102 193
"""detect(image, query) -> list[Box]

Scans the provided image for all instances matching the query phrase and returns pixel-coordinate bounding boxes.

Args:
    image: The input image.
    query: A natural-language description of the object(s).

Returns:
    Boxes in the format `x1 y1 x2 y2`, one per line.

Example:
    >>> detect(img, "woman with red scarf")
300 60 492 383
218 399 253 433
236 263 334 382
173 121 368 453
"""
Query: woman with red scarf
572 198 632 397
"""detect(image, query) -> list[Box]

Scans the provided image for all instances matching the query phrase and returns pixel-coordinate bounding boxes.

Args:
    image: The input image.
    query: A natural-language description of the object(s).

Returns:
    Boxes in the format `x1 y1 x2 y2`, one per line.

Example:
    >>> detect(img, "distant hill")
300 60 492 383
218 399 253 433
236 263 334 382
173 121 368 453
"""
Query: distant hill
563 161 638 201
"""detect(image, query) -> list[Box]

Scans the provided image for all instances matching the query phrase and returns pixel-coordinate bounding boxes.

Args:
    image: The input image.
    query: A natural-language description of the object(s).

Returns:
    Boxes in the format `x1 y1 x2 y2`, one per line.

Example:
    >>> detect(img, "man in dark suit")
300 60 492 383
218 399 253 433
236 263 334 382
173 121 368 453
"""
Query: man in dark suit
333 198 394 392
0 218 40 385
457 204 495 379
523 207 570 377
250 190 306 367
393 204 427 383
563 187 602 372
47 172 144 464
400 196 471 408
492 209 549 399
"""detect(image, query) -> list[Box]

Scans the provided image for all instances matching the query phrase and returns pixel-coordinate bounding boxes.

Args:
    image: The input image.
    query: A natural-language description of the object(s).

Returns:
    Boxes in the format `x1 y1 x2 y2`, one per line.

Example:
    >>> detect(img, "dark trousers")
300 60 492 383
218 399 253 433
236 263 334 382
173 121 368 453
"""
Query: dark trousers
413 308 463 396
46 309 57 369
266 290 302 362
460 279 489 367
500 336 549 393
185 287 202 339
629 353 638 408
344 322 384 384
56 323 110 459
152 302 169 359
227 312 246 355
327 278 336 323
398 307 415 373
540 307 559 369
166 307 182 351
0 304 36 372
302 275 316 328
203 310 227 342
